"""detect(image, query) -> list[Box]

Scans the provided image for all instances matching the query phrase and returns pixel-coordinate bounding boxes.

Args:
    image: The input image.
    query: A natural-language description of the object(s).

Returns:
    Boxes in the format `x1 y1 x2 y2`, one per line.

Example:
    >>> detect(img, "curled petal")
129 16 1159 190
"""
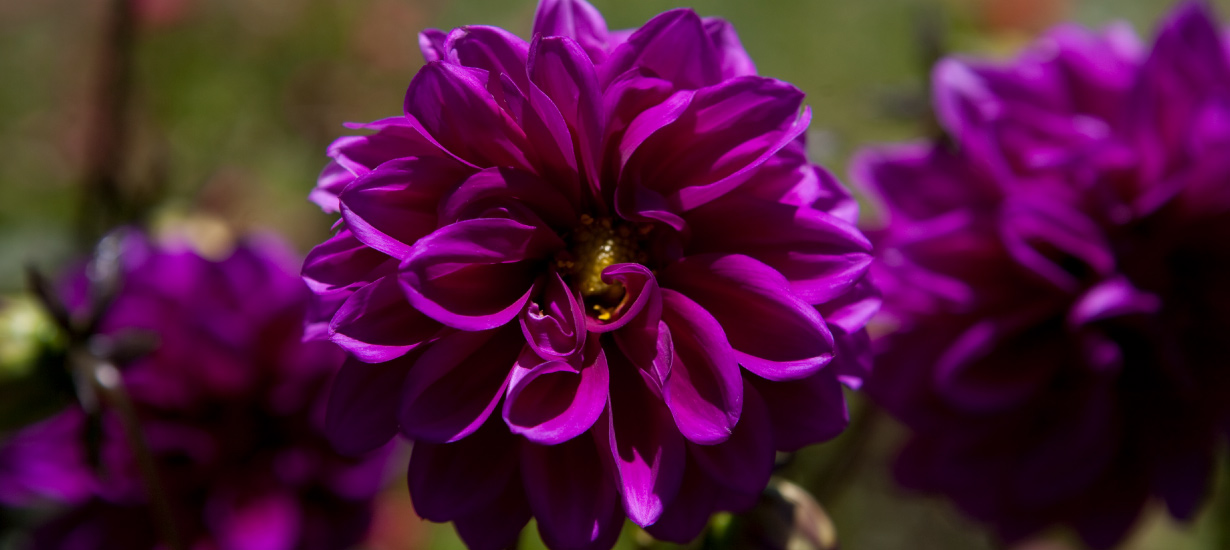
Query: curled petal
662 254 834 381
503 343 608 444
400 217 563 331
520 271 586 359
660 289 742 444
587 263 661 333
399 326 523 443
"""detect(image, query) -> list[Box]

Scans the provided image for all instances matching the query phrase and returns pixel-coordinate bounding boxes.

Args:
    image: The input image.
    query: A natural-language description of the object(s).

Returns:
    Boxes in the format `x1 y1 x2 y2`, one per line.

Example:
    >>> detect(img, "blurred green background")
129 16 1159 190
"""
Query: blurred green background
2 0 1228 548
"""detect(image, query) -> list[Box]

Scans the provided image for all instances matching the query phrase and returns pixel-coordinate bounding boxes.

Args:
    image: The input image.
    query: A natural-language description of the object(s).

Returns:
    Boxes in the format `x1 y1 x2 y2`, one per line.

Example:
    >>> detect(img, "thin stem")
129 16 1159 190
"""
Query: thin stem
76 353 185 550
76 0 137 248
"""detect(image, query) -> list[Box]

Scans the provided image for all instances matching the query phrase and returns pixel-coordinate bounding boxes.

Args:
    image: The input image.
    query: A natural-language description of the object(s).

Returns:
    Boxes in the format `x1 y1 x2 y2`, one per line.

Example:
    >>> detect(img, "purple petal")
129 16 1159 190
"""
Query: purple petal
301 227 393 295
520 271 586 359
528 35 605 193
749 369 849 452
815 277 880 336
853 142 1000 223
398 326 523 443
602 9 722 90
690 383 774 496
444 25 531 99
642 454 718 544
999 195 1115 292
312 119 441 214
328 117 440 176
420 28 448 62
439 167 578 229
211 490 299 550
587 263 661 333
723 137 860 221
408 417 520 522
1129 1 1230 183
660 289 742 444
614 318 673 389
662 254 834 381
310 161 350 214
532 0 610 62
521 435 624 550
339 157 471 259
1068 276 1161 327
453 473 533 550
623 77 810 211
702 17 756 78
602 356 685 526
404 61 533 169
400 217 563 331
326 355 415 456
329 275 440 363
686 194 873 305
503 343 608 444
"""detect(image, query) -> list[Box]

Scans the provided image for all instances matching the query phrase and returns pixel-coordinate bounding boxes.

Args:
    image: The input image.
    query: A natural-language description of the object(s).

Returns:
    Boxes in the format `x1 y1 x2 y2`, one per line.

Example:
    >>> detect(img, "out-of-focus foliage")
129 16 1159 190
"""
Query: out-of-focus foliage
2 0 1229 548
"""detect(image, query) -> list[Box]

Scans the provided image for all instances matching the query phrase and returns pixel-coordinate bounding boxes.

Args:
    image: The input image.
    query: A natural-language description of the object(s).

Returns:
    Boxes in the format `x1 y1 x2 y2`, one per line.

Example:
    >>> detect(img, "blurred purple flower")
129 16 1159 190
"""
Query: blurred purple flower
304 0 877 548
860 2 1230 547
0 232 388 550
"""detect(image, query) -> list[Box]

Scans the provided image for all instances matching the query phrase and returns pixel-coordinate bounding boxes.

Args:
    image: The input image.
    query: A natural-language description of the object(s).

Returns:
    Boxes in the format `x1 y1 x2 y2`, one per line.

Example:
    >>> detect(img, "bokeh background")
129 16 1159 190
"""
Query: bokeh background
2 0 1228 548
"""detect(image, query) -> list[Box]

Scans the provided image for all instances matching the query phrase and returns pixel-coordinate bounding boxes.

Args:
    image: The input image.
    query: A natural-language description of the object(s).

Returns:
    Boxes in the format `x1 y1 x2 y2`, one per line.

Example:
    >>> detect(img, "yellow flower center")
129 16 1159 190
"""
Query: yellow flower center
557 215 650 320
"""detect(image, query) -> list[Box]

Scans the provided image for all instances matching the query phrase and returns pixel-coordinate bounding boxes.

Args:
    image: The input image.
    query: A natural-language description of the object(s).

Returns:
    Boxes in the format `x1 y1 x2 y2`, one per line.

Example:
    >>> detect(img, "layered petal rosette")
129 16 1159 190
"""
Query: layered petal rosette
861 2 1230 548
304 1 877 548
0 233 388 550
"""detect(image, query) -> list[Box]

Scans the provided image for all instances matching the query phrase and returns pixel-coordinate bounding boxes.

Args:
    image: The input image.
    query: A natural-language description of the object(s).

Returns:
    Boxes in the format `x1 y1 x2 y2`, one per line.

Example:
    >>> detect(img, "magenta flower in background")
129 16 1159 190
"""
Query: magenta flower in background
0 232 388 550
860 2 1230 547
304 0 877 547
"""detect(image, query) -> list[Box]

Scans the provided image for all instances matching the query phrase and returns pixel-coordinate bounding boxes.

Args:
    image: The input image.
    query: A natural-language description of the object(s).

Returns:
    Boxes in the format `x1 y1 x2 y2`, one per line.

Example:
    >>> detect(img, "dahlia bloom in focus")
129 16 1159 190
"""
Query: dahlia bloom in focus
861 2 1230 547
304 0 877 547
0 233 387 550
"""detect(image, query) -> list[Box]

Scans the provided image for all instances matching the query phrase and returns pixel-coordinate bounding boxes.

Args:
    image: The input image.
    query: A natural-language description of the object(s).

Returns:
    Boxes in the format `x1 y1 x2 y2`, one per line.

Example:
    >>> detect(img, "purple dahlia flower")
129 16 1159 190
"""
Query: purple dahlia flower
860 2 1230 547
0 232 388 550
304 0 877 548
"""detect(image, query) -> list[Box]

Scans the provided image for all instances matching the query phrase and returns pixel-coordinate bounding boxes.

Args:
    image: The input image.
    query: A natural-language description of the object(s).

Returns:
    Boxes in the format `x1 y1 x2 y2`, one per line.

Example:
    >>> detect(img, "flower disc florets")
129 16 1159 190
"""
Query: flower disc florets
559 215 652 317
304 1 878 548
861 2 1230 548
